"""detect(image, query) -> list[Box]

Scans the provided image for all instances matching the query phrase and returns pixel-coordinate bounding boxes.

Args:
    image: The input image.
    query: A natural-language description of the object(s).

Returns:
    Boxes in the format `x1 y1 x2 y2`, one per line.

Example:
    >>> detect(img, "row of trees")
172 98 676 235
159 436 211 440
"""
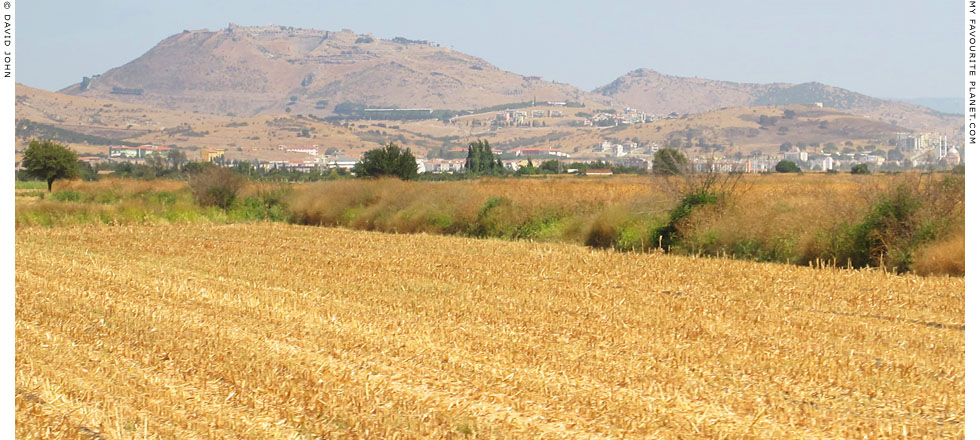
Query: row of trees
20 138 689 192
774 159 871 174
20 138 899 192
464 139 505 174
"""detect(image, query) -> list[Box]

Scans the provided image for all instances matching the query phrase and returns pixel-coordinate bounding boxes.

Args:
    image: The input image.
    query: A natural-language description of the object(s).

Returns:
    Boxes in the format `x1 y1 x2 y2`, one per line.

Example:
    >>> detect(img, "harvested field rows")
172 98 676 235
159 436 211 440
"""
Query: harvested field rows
16 223 964 438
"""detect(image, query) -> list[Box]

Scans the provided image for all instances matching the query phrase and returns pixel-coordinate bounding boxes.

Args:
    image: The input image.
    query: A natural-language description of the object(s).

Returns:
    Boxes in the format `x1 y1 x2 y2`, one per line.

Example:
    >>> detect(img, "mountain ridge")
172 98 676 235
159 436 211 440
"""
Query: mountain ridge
594 68 960 133
59 24 613 117
48 25 959 138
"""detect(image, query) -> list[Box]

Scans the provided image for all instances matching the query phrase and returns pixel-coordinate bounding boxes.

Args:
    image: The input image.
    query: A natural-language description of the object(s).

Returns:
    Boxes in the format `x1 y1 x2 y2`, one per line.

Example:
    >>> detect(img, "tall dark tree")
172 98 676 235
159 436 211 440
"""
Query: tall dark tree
480 140 494 171
464 139 501 174
465 144 476 172
22 140 80 191
353 142 418 180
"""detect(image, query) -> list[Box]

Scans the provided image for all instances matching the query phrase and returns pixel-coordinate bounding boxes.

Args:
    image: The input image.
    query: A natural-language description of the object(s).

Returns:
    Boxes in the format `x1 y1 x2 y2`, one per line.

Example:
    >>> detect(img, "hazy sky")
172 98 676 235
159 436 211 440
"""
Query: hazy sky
19 0 963 98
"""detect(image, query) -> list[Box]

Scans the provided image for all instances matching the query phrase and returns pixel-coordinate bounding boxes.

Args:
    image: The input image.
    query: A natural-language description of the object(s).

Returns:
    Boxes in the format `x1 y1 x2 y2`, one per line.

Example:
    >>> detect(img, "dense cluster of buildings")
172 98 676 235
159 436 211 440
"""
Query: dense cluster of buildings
93 128 961 177
587 107 662 127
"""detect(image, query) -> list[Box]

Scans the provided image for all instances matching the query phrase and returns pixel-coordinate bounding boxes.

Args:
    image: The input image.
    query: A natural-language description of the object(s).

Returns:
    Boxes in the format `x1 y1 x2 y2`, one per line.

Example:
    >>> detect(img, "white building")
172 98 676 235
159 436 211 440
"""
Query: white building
419 159 466 173
783 150 808 163
808 155 834 171
278 144 319 157
319 156 358 170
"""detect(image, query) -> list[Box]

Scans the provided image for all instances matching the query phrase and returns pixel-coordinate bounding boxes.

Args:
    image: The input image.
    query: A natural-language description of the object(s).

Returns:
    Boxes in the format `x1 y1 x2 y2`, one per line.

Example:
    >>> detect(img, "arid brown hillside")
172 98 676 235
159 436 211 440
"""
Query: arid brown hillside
500 105 913 157
59 25 612 117
595 69 962 135
16 83 913 160
15 83 393 160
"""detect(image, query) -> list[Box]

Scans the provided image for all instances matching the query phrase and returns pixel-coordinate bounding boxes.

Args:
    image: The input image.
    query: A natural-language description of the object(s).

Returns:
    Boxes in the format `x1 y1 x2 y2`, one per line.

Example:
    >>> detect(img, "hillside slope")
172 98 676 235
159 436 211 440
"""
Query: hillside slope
16 83 915 160
595 69 961 134
15 83 380 159
60 25 612 117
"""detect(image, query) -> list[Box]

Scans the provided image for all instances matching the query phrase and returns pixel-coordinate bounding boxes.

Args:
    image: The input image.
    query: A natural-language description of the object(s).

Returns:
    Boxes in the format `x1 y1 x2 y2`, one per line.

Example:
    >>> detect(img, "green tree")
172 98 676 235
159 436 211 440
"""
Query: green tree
774 160 801 173
464 139 502 175
465 143 477 172
652 148 688 175
538 160 564 174
779 142 794 152
353 142 418 180
22 140 80 191
851 163 871 175
480 140 494 172
167 149 188 170
516 159 536 175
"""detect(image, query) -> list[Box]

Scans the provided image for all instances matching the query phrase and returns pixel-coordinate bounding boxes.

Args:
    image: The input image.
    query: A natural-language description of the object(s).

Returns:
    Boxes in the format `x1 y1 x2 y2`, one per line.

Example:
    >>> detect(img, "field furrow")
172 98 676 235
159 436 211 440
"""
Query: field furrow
16 223 964 439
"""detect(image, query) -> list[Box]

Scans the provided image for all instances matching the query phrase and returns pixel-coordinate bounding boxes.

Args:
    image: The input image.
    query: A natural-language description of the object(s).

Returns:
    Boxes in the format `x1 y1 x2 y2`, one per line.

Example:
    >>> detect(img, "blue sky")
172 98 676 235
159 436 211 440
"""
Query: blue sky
18 0 963 98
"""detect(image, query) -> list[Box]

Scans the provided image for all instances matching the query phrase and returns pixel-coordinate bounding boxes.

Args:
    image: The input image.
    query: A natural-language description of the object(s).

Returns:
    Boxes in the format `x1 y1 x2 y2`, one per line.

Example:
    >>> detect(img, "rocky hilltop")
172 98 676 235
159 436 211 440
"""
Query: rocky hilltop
60 25 610 117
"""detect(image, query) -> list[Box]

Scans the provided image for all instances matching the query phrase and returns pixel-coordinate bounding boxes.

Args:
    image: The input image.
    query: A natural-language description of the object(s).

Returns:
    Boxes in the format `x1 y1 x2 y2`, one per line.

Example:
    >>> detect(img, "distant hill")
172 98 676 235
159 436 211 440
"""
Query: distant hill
894 97 964 115
594 69 962 134
59 25 611 117
495 104 914 157
14 84 920 160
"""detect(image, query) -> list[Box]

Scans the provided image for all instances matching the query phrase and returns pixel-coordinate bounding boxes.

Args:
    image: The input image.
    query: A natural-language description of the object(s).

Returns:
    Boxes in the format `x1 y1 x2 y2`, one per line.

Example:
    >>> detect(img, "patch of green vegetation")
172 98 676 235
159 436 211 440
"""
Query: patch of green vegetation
51 190 82 202
652 191 719 252
16 181 47 190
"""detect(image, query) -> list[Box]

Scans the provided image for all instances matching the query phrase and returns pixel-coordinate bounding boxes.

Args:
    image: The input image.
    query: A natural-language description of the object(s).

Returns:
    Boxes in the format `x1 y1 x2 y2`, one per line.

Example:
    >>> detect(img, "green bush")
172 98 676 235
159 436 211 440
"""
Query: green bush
188 166 244 210
614 222 649 252
652 191 718 252
851 163 871 175
774 160 801 173
809 176 963 273
473 196 512 237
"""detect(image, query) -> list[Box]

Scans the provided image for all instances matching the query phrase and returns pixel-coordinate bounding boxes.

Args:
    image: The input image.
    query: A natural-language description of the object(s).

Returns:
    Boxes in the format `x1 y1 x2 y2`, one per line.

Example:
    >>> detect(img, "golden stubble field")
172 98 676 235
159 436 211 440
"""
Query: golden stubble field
16 223 963 439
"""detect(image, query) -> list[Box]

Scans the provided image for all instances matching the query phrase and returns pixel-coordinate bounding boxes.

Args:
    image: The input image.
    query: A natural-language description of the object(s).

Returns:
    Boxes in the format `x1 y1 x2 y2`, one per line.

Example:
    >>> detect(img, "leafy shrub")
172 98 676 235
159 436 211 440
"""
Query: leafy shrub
473 196 512 237
187 166 244 210
774 160 801 173
652 191 718 252
811 175 963 273
851 163 871 175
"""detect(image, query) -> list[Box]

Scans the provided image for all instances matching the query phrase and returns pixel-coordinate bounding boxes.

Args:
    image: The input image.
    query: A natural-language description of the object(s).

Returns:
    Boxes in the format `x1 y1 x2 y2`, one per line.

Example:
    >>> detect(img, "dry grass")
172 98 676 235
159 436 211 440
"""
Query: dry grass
55 178 187 196
17 174 964 275
288 176 658 238
16 223 964 438
912 231 965 276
